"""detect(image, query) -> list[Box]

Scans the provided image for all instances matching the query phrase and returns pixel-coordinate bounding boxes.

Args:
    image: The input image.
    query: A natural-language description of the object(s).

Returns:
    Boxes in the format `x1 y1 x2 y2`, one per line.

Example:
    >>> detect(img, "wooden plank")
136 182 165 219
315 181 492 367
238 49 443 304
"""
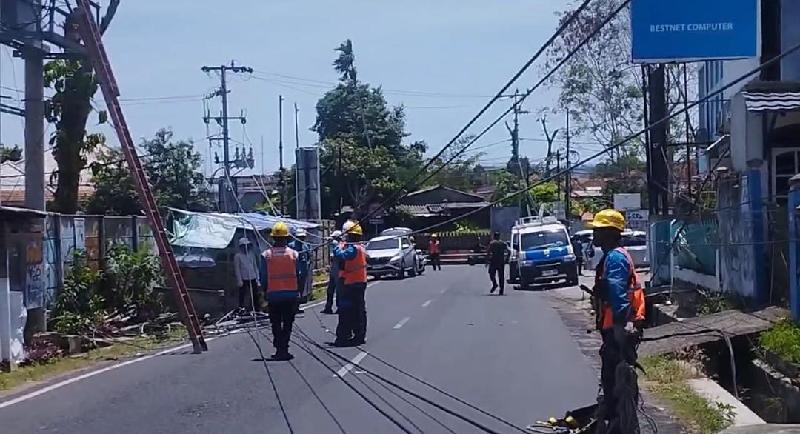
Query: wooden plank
639 307 787 356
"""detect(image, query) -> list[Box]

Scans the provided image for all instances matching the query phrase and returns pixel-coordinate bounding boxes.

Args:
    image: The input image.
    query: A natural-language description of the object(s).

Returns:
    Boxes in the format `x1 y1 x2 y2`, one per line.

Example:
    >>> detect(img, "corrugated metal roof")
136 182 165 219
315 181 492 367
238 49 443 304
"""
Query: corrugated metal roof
743 92 800 112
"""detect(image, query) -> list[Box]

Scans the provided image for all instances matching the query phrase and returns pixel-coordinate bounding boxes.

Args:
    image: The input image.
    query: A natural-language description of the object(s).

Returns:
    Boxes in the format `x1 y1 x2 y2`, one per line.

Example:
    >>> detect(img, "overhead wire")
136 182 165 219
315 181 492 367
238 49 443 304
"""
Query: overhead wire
356 0 619 228
335 35 800 249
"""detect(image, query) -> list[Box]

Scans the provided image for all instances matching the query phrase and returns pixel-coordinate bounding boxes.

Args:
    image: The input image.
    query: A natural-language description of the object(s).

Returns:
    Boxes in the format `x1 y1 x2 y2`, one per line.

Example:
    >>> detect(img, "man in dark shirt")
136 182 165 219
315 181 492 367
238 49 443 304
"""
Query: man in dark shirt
486 232 509 295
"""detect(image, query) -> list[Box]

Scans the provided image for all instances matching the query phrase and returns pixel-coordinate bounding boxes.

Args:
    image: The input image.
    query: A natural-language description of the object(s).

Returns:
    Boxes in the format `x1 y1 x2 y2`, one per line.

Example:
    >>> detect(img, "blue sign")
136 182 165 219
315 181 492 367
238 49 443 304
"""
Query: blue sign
631 0 759 63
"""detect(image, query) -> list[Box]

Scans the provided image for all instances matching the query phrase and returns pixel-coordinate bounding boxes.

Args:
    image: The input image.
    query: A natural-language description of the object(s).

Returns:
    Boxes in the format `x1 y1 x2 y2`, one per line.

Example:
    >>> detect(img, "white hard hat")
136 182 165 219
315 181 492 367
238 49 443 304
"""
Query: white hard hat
295 228 308 237
238 237 251 246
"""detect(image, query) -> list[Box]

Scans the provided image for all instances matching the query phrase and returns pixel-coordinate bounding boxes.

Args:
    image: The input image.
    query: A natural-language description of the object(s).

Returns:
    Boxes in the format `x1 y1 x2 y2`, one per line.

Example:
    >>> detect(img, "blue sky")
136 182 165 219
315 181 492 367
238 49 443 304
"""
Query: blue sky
1 0 596 176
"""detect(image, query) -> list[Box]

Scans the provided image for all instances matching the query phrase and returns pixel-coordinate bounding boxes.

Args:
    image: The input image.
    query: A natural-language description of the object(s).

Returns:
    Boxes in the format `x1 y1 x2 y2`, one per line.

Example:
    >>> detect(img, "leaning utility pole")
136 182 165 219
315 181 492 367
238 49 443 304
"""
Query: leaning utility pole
201 62 252 212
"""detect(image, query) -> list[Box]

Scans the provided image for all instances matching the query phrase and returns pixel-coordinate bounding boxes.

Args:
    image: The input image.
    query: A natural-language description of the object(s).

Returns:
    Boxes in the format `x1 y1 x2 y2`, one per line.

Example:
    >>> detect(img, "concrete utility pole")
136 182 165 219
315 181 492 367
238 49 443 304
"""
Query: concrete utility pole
201 62 252 212
294 102 300 149
565 110 571 221
24 47 45 211
647 65 669 215
278 95 285 216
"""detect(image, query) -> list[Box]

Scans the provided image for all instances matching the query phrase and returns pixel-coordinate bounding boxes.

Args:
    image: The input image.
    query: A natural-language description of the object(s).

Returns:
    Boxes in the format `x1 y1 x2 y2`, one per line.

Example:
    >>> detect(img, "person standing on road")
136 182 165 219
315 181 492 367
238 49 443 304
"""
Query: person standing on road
322 230 343 314
333 220 368 347
260 222 300 361
288 228 312 315
572 235 584 276
234 237 261 313
486 232 509 295
428 234 442 271
590 209 645 432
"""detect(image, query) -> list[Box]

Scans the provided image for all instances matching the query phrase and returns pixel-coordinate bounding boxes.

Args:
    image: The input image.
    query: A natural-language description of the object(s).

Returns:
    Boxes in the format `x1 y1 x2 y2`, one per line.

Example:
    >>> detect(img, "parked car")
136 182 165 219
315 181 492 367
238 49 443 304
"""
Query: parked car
584 230 649 269
515 218 578 288
366 233 418 279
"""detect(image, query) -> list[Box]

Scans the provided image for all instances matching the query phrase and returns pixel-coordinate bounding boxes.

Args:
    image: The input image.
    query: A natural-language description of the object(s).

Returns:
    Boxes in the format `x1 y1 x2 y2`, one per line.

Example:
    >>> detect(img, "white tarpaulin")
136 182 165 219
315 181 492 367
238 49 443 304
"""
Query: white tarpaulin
169 209 320 249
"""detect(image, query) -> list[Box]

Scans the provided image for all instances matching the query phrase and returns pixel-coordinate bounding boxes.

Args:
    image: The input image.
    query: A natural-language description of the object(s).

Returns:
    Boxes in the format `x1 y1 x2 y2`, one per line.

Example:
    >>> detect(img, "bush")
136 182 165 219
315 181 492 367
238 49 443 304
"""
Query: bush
101 244 163 321
51 251 105 335
760 319 800 364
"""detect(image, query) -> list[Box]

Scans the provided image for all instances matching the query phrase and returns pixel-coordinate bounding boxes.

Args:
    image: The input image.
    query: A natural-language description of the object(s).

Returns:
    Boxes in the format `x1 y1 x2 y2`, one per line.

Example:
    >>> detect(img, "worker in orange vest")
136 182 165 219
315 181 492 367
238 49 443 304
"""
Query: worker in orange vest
261 222 300 361
333 220 369 347
590 209 645 430
428 234 441 271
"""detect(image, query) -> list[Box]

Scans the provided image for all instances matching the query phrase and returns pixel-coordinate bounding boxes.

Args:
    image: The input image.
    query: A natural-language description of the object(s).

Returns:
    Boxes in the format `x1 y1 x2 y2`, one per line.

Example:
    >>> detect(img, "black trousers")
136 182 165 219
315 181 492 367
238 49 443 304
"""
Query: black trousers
489 264 505 293
268 299 298 353
336 282 367 343
238 279 258 309
429 253 441 270
599 328 639 429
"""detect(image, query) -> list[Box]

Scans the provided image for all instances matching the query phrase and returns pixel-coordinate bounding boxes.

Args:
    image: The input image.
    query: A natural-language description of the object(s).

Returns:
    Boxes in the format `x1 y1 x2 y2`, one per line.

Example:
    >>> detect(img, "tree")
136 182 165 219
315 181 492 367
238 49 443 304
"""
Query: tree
545 0 643 161
85 129 210 214
315 40 425 216
45 1 121 213
424 135 485 191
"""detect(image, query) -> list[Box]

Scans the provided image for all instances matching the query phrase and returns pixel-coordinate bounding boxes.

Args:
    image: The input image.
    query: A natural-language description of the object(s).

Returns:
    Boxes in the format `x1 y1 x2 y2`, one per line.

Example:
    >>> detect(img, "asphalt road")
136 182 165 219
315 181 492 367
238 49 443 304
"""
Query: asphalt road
0 265 598 434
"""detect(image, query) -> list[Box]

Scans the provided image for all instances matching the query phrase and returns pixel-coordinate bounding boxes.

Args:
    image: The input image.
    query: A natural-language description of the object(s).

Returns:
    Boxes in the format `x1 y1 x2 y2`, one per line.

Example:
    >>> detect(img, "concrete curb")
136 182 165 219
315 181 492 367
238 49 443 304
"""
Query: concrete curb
686 378 765 427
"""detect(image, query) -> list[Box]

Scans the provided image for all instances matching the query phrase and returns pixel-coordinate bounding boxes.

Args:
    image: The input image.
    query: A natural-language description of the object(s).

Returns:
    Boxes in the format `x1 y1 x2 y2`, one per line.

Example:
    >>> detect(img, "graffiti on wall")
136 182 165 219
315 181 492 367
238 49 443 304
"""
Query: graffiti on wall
718 176 756 297
24 239 45 309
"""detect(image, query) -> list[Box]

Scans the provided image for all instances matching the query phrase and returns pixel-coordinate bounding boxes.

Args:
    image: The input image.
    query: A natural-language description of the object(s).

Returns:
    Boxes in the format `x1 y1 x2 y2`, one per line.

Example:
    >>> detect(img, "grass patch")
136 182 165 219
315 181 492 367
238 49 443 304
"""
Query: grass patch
640 355 735 434
759 318 800 364
0 327 187 392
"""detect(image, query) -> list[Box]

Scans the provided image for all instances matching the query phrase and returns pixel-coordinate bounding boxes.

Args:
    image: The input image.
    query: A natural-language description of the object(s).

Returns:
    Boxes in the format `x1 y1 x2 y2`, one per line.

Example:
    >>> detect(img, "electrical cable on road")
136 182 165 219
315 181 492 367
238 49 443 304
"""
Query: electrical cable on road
355 0 597 226
286 328 427 434
293 328 508 434
307 306 531 434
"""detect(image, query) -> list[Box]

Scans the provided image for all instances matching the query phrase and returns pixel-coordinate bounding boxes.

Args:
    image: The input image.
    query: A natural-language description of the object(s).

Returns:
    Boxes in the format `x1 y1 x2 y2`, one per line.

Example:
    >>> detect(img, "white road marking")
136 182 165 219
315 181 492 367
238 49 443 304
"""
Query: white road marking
0 337 217 410
421 299 433 308
334 351 368 377
393 317 411 329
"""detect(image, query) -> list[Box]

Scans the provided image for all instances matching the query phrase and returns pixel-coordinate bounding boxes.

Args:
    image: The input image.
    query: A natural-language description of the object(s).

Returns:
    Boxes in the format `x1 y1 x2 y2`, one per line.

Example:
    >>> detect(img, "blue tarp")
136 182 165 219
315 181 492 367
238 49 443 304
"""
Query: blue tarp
169 208 319 249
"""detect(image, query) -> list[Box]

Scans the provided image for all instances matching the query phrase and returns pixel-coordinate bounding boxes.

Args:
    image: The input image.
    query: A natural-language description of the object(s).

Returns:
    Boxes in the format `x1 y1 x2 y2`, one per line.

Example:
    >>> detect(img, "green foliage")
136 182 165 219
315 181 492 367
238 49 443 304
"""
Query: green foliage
760 319 800 364
85 128 210 214
453 220 481 234
697 292 733 316
641 355 735 434
530 181 559 204
315 40 426 215
101 245 163 320
44 58 105 214
490 170 527 206
0 146 22 163
51 252 104 335
84 149 139 215
425 136 486 191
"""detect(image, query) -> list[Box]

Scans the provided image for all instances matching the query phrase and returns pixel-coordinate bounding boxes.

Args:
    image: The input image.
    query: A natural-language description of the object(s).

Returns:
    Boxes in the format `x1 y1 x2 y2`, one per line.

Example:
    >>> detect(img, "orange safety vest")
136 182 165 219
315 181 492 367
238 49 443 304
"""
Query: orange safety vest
429 240 440 255
264 247 298 293
596 247 645 330
341 243 368 285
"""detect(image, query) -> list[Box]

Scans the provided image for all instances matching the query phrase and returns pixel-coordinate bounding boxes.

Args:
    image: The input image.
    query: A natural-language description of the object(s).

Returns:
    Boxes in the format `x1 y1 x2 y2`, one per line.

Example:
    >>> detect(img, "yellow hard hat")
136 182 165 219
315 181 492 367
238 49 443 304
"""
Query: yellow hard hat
272 221 290 238
342 220 363 236
590 209 625 232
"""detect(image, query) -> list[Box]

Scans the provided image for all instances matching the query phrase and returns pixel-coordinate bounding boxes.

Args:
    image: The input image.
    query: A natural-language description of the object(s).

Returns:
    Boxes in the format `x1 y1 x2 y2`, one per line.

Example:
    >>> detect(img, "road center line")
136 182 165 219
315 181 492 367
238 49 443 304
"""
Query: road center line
421 299 433 308
334 351 367 377
393 317 411 329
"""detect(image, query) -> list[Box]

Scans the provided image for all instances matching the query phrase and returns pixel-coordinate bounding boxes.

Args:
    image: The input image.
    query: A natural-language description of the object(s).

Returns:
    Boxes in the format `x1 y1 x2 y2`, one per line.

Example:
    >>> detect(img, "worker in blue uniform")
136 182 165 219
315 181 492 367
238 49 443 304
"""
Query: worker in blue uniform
332 221 368 347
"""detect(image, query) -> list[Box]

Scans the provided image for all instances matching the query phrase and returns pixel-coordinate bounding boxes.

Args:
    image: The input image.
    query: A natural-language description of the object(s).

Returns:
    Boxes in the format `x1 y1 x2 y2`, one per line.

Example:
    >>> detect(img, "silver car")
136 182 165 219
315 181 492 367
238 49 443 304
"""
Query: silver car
584 230 649 269
365 234 418 279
